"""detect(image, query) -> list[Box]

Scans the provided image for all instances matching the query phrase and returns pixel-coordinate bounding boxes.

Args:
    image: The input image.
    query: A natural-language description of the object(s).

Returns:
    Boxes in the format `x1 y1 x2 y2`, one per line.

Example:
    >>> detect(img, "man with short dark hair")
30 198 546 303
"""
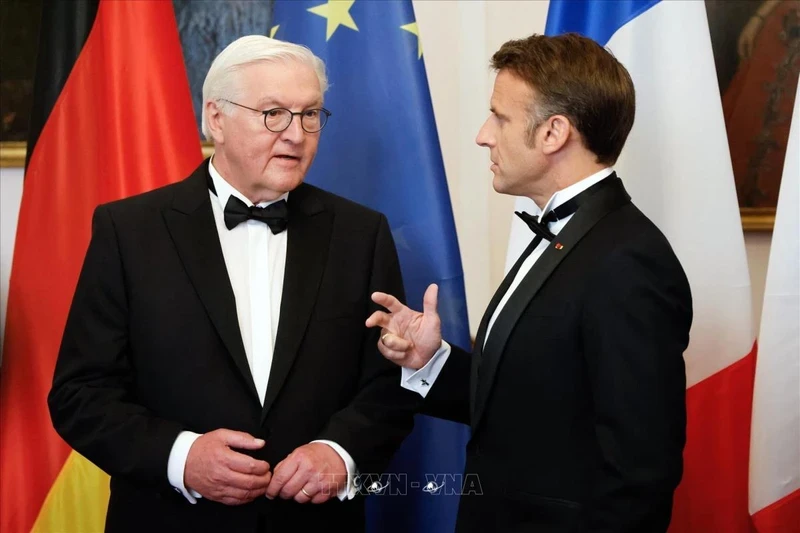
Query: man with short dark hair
368 33 692 532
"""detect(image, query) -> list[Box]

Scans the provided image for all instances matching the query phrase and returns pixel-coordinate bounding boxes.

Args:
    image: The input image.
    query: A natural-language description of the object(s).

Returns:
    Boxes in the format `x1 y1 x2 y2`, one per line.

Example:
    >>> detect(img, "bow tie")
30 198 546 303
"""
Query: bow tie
515 178 609 241
515 210 558 241
224 195 288 234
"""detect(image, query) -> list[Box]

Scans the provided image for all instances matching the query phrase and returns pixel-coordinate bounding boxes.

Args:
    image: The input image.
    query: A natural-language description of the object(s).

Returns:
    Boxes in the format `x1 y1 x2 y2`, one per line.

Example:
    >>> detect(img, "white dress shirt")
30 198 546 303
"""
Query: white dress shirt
402 168 614 396
167 158 357 503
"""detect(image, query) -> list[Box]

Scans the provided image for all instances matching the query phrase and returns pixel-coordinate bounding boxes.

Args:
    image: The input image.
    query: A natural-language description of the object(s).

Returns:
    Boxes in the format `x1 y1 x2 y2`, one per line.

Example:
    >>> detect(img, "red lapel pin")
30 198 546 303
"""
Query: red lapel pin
555 243 564 250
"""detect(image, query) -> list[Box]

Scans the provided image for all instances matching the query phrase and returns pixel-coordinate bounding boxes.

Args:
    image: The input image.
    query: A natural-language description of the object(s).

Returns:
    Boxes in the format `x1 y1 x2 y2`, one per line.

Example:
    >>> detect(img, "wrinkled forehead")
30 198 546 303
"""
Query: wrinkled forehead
236 59 323 108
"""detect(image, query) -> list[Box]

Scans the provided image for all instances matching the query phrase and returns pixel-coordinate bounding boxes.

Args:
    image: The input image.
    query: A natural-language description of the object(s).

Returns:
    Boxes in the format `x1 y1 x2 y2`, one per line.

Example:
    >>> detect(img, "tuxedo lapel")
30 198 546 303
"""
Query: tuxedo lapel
469 235 540 419
163 164 260 403
260 184 331 422
471 177 631 430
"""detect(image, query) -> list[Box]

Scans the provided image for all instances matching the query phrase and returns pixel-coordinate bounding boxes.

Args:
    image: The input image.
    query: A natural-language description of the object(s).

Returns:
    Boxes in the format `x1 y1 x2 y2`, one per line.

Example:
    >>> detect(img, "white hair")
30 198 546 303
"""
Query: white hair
201 35 328 139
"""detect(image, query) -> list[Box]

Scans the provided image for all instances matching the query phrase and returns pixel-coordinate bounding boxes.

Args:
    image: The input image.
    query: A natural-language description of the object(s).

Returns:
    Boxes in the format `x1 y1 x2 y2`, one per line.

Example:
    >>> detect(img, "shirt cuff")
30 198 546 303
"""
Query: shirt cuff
167 431 203 503
400 340 451 398
311 440 358 500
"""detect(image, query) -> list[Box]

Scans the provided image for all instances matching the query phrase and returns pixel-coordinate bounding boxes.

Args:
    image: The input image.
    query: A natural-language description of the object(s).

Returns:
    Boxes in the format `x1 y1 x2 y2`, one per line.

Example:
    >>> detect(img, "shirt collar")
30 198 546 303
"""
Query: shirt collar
208 156 289 209
537 167 614 217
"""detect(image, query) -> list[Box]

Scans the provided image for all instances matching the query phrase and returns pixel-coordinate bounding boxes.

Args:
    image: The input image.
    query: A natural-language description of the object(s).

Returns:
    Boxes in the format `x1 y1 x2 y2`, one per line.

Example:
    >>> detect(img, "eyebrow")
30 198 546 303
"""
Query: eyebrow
256 98 323 110
490 106 507 119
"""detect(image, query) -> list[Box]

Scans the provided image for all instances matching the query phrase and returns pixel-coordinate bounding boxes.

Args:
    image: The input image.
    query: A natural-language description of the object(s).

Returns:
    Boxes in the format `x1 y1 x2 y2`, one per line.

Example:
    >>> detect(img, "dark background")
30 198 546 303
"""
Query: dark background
0 0 275 143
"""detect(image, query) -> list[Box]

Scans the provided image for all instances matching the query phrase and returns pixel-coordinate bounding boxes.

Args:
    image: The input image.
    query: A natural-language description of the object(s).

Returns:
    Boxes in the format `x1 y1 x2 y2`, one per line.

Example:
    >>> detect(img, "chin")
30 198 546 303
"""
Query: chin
492 176 509 195
269 172 306 193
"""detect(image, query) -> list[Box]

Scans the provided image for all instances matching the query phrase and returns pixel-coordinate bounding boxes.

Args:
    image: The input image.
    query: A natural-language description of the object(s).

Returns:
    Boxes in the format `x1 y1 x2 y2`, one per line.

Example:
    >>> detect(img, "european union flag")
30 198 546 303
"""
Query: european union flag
272 1 471 531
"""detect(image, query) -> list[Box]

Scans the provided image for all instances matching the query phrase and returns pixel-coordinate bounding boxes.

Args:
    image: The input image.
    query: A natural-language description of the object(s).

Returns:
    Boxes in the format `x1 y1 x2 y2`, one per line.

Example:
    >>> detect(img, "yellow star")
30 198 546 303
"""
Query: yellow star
270 25 280 39
308 0 359 41
400 21 422 59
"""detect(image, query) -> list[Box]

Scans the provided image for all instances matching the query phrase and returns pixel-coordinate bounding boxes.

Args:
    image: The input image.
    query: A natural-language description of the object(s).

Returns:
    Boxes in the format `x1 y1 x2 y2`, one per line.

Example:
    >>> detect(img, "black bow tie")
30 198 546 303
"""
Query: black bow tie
224 195 288 234
515 178 609 241
515 210 558 242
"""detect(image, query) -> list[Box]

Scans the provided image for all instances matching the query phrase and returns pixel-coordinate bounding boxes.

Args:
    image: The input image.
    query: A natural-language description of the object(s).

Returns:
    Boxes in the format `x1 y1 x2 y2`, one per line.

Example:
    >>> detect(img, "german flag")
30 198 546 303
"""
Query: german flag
0 1 201 531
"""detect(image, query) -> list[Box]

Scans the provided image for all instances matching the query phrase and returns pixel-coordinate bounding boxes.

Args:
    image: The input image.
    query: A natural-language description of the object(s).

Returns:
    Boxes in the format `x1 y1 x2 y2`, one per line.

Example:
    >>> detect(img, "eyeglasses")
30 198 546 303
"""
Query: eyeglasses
222 99 331 133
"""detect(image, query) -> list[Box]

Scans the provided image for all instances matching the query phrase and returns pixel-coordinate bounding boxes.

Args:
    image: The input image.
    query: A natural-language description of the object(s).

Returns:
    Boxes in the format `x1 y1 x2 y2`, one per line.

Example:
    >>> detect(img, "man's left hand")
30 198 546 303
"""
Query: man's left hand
265 442 348 504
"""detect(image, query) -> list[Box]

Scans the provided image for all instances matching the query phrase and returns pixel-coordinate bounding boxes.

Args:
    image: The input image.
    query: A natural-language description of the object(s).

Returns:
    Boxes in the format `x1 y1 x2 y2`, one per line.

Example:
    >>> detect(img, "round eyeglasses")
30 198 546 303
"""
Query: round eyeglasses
222 99 331 133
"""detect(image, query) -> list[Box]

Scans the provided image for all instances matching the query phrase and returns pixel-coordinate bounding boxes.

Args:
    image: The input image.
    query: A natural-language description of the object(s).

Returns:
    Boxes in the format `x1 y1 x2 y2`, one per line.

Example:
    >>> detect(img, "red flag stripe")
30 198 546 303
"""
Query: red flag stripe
751 489 800 533
0 1 201 531
669 343 758 533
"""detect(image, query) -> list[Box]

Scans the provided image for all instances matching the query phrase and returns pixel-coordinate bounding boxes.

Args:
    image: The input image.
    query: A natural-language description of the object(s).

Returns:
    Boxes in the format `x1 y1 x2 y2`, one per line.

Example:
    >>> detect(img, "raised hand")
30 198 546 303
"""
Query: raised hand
365 283 442 370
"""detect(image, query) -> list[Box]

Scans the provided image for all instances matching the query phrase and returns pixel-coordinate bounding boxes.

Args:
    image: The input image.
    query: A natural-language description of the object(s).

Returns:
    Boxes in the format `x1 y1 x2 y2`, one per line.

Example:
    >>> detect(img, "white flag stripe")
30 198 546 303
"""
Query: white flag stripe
749 79 800 516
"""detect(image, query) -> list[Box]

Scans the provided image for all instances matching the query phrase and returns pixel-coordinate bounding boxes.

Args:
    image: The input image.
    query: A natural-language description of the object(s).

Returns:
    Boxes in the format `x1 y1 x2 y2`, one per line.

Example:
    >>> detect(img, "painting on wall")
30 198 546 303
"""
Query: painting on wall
0 0 42 144
172 0 274 139
706 0 800 229
0 0 273 150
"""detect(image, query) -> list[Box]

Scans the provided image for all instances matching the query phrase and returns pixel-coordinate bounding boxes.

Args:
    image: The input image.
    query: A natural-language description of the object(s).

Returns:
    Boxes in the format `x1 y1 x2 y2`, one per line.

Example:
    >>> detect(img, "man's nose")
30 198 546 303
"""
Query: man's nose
476 118 493 147
280 116 305 142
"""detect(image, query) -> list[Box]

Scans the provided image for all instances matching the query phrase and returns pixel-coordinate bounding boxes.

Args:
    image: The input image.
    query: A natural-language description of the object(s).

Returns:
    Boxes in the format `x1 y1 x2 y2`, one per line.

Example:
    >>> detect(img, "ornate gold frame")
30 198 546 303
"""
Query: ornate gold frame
0 141 215 167
0 141 775 231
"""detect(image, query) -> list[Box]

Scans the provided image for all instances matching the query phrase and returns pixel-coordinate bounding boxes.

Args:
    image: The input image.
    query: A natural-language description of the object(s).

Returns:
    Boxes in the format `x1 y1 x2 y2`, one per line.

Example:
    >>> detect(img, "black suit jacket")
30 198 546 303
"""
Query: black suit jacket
423 176 692 533
48 160 420 532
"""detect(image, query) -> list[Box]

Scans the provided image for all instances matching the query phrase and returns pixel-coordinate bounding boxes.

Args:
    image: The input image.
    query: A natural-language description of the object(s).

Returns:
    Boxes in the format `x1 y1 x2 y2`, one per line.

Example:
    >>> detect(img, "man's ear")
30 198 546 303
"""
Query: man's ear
540 114 572 155
205 100 225 144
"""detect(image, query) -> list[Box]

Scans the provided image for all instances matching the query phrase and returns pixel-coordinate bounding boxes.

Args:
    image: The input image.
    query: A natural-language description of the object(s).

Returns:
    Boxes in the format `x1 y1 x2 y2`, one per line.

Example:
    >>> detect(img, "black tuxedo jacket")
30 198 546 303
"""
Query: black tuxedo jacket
424 176 692 533
48 160 420 532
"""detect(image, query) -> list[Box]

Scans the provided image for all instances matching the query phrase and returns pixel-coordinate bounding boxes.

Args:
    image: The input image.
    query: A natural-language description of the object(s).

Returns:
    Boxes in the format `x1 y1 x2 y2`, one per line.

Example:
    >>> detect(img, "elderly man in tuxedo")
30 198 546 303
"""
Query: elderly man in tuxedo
49 35 419 532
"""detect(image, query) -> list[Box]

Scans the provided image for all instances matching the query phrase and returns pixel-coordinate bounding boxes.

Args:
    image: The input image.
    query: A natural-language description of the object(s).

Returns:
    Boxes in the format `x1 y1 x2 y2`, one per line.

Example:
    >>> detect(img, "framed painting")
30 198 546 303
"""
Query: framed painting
706 0 800 231
0 0 274 165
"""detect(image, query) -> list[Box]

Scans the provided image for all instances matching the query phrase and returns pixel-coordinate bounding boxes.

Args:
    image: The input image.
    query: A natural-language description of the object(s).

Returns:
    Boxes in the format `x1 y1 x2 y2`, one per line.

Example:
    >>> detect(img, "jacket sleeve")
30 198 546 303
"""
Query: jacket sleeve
582 241 692 532
48 204 184 488
314 213 424 475
418 343 472 426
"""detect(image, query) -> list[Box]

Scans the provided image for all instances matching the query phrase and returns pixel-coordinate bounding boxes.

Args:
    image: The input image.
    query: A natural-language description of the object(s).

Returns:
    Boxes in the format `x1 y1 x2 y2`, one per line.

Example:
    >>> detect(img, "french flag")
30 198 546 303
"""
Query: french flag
505 2 760 531
749 83 800 533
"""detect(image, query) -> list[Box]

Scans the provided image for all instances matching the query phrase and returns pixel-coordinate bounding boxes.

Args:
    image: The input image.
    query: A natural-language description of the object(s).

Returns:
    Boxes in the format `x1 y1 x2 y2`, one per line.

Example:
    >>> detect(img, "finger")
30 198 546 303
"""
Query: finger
265 458 299 499
365 310 392 329
381 329 414 352
280 468 313 500
220 430 265 450
422 283 439 316
224 450 270 475
221 483 268 505
380 331 412 352
377 340 413 363
294 482 317 504
221 470 272 492
370 291 407 314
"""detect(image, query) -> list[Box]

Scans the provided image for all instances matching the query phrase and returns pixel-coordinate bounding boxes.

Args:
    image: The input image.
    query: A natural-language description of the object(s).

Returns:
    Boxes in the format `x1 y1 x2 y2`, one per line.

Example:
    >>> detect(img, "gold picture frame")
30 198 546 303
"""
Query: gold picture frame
1 141 215 167
0 141 775 231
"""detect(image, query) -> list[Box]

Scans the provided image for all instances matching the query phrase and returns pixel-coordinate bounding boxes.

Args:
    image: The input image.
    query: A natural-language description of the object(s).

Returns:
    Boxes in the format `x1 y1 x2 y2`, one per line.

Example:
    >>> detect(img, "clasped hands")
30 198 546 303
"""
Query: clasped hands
184 429 348 506
183 284 442 507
